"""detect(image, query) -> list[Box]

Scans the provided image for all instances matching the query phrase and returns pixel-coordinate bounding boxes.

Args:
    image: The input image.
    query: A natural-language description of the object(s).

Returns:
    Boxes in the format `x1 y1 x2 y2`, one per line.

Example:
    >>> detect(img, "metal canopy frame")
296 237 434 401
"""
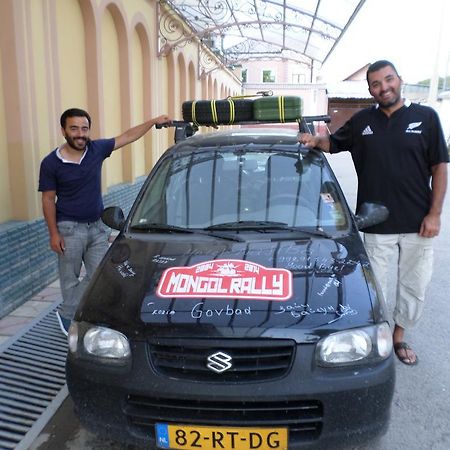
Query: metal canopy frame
158 0 366 76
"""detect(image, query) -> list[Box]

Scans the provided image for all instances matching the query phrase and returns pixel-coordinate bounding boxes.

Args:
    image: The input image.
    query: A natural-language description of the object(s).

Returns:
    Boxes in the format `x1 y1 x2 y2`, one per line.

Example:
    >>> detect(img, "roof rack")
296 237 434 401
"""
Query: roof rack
156 115 330 143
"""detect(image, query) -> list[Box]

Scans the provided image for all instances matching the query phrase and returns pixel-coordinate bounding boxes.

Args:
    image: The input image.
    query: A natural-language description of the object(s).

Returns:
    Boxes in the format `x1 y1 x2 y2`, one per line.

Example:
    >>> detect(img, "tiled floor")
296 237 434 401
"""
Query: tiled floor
0 280 62 345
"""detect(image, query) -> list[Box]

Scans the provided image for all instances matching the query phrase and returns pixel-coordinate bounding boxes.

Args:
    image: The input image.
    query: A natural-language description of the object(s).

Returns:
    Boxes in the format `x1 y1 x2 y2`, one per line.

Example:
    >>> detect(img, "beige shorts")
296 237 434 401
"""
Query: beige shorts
363 233 434 329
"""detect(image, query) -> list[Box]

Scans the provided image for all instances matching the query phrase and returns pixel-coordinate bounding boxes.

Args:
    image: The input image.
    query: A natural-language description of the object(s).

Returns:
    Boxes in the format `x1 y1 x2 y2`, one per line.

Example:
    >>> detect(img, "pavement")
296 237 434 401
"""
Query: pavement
0 280 63 347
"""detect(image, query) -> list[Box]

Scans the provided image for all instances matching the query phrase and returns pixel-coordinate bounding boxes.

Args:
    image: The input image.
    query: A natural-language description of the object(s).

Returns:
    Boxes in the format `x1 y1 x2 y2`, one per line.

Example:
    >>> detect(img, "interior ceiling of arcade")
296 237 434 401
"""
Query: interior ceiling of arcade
160 0 366 69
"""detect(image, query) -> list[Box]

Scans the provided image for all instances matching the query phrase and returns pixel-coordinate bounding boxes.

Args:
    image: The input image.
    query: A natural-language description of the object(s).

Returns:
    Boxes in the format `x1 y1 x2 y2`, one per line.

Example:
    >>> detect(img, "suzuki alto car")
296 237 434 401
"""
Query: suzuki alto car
66 126 395 450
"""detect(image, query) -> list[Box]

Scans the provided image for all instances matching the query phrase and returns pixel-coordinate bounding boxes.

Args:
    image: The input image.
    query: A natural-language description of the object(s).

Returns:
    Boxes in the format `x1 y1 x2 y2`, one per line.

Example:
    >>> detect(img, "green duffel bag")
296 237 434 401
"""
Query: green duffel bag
253 96 302 122
182 98 253 125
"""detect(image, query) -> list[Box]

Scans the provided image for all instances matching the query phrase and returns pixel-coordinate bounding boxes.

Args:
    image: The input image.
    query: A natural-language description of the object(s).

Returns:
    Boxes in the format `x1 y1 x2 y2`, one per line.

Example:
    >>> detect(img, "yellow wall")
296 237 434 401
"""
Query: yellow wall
56 0 88 113
0 0 241 223
0 51 11 222
32 0 55 161
131 28 146 178
101 6 123 187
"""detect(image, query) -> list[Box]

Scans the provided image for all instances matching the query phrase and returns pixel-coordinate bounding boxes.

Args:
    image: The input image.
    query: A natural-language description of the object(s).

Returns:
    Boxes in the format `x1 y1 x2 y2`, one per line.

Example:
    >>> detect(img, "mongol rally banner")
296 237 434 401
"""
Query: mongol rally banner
156 259 292 301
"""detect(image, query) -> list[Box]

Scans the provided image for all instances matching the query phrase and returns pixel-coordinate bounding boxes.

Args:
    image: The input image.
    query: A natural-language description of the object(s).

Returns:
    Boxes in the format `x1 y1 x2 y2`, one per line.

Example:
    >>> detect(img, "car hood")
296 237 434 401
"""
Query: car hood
76 233 384 342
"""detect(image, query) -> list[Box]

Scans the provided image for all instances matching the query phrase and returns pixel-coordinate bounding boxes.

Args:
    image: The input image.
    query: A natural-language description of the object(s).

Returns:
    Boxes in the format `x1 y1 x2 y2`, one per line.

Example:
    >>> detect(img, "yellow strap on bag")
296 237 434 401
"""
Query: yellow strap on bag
278 96 285 123
209 99 235 125
191 101 199 127
210 100 218 124
227 98 235 124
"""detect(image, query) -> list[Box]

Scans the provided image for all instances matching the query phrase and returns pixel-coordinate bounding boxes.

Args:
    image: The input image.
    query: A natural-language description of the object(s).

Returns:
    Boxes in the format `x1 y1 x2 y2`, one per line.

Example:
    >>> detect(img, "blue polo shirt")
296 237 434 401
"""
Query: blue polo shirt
38 138 115 222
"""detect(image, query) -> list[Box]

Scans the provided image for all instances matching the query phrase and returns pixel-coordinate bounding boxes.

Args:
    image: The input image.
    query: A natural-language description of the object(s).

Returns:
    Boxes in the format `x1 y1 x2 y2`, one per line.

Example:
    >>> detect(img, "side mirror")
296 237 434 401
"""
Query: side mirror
102 206 125 231
354 202 389 230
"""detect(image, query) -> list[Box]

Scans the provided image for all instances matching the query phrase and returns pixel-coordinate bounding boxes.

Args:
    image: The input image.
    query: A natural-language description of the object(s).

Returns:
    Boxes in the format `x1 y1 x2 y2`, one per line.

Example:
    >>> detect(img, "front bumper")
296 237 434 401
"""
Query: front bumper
66 339 395 449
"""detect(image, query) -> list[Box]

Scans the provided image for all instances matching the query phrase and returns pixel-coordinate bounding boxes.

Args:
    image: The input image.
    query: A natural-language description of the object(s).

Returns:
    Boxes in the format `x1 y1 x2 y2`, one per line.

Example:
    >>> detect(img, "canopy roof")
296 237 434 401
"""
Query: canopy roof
161 0 366 68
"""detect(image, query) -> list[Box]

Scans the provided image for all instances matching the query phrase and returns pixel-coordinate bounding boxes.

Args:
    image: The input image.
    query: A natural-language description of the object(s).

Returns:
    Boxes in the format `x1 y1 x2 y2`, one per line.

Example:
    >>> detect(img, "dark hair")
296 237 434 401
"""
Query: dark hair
60 108 91 128
366 60 399 83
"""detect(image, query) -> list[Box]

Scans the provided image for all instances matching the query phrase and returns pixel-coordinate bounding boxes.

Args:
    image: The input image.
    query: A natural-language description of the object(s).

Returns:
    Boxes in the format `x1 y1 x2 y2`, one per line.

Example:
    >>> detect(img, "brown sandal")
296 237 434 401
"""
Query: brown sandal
394 342 418 366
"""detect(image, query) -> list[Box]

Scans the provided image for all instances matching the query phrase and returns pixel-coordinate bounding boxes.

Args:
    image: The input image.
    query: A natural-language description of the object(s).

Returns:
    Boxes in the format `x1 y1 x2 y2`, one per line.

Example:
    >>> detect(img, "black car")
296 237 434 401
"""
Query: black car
66 123 395 450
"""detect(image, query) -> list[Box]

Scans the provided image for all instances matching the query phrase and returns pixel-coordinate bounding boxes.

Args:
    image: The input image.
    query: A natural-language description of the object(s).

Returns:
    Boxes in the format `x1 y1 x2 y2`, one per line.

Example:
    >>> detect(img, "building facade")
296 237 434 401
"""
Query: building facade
0 0 241 317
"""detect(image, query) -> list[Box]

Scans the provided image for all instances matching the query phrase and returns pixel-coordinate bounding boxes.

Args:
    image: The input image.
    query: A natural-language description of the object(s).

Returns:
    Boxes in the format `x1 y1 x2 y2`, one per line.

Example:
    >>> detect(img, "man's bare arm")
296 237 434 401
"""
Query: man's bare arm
42 191 65 254
113 114 171 150
420 162 448 237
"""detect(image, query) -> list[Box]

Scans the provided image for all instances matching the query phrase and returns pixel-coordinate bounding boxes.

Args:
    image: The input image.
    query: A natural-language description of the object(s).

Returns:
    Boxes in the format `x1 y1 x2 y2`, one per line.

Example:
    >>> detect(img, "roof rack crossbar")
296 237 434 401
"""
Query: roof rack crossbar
156 120 198 143
156 115 331 142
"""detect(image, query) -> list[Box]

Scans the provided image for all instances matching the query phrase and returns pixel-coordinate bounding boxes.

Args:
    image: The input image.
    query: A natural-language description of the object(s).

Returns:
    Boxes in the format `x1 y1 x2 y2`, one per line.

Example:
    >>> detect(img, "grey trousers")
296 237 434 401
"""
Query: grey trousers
57 220 109 319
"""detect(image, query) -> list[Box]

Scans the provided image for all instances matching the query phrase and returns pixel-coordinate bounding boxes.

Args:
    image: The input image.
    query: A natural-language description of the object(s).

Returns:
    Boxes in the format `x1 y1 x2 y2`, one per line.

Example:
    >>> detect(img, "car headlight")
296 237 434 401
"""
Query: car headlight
83 326 131 359
317 322 392 366
68 322 79 353
376 321 392 358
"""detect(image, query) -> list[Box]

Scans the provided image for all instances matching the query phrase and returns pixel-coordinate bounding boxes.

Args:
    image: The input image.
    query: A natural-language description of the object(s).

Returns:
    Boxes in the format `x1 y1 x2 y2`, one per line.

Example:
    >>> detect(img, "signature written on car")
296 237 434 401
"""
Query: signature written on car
317 276 341 296
274 303 357 319
145 301 357 320
144 302 252 319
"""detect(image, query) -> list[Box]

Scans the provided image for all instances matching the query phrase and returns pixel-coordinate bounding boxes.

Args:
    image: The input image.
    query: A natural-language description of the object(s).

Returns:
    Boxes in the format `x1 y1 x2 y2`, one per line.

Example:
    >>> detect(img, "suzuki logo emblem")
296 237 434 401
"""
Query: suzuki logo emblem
206 351 233 373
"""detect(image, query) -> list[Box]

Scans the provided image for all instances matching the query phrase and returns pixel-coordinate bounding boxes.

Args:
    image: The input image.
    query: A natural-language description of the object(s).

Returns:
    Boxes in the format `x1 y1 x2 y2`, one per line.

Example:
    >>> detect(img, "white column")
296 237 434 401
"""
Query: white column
427 0 449 106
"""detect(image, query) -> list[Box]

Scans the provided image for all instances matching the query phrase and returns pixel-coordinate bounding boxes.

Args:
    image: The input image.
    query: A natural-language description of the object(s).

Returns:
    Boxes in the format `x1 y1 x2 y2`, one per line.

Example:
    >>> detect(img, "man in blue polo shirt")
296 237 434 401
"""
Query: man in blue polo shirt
39 108 171 335
299 60 448 366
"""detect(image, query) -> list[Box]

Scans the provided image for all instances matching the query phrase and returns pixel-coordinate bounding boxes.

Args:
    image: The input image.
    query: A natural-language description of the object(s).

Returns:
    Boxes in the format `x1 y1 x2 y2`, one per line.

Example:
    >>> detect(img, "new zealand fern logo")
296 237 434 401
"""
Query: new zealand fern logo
405 122 422 134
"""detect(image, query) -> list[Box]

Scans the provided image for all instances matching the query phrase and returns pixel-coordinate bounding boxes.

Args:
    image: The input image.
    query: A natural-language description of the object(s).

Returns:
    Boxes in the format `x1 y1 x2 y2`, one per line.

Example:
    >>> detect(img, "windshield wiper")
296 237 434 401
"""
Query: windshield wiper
206 221 289 230
202 231 245 242
130 222 244 242
287 227 331 238
206 221 331 238
257 225 332 238
131 221 329 240
130 223 195 233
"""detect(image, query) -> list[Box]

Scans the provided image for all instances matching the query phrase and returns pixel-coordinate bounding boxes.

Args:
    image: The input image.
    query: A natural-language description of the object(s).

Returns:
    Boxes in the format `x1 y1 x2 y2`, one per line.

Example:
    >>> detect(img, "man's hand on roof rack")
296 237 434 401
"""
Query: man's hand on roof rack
153 115 172 127
298 133 331 153
298 133 316 147
156 120 186 129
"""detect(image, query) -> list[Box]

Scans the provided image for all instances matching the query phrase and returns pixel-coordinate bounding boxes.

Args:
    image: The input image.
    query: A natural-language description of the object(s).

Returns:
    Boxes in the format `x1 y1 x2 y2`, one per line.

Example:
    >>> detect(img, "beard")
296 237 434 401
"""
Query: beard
377 90 402 108
65 135 90 151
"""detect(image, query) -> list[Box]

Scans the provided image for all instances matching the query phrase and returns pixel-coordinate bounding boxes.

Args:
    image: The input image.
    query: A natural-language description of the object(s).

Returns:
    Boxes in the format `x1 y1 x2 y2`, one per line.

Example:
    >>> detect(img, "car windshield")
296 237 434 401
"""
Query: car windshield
129 148 350 232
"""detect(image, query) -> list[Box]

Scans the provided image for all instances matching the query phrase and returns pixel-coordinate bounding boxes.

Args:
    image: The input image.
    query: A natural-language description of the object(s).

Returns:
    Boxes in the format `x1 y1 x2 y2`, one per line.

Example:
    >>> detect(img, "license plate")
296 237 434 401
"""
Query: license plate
155 423 288 450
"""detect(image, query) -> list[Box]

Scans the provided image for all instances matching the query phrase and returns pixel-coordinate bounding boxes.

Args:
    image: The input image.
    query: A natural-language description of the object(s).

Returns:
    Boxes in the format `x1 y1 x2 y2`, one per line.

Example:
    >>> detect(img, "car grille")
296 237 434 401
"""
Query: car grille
124 395 323 441
148 338 295 382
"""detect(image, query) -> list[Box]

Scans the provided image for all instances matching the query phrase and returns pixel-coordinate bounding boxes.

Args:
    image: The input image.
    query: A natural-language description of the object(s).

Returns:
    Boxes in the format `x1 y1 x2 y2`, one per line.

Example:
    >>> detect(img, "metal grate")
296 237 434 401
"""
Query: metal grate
0 303 68 450
149 338 295 382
